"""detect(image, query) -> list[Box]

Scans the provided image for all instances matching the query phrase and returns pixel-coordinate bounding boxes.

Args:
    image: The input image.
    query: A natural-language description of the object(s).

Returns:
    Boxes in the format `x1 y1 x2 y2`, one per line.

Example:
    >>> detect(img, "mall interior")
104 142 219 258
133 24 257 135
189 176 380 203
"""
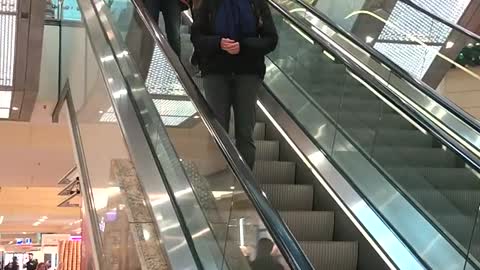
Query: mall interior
1 0 480 269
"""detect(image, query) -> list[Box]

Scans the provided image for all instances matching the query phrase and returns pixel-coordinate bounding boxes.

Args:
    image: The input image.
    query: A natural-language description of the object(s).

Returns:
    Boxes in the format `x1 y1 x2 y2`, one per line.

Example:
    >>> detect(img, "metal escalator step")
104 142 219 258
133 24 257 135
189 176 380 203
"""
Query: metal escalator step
436 190 480 216
337 112 413 130
309 86 377 101
280 211 334 241
435 214 476 247
386 168 479 215
420 168 480 190
300 241 358 270
230 122 266 141
386 167 480 190
255 140 280 161
254 122 266 141
347 128 433 148
254 161 296 184
408 189 464 216
316 96 394 114
261 184 313 211
372 147 458 168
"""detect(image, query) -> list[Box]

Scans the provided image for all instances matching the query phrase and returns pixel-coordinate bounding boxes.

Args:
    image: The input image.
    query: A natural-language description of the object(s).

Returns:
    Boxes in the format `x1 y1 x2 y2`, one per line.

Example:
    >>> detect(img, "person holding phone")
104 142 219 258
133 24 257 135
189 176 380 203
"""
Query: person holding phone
191 0 278 168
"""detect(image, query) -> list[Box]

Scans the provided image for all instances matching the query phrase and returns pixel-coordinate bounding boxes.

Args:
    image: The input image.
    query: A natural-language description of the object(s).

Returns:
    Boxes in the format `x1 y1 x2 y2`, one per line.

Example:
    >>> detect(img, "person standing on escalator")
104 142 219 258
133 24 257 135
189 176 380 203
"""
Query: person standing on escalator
191 0 278 168
144 0 189 56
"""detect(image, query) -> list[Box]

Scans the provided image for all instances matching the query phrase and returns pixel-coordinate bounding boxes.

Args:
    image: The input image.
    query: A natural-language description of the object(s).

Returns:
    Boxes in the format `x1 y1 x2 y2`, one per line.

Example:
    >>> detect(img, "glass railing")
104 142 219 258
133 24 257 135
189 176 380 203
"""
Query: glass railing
262 4 480 269
269 0 480 174
62 0 310 269
269 0 480 154
296 0 480 104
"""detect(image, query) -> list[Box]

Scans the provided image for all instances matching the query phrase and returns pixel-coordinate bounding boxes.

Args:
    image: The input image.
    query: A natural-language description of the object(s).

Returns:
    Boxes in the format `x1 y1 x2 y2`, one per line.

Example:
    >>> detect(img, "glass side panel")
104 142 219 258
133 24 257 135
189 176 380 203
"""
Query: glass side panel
298 0 480 105
266 6 480 269
80 0 294 269
59 16 145 269
271 0 480 169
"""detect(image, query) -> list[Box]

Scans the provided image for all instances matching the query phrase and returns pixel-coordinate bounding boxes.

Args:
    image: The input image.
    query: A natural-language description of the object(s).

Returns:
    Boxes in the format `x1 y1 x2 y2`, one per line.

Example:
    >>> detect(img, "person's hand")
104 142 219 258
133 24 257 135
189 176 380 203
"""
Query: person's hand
220 38 240 55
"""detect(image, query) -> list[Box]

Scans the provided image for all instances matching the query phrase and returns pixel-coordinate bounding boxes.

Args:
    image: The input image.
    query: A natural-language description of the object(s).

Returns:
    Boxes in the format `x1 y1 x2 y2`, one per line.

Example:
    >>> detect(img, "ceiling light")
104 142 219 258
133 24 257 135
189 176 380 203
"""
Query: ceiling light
467 43 474 48
446 41 454 49
365 36 374 43
0 216 4 224
33 222 40 226
0 91 12 108
12 106 18 111
40 216 48 220
0 11 16 87
8 241 12 245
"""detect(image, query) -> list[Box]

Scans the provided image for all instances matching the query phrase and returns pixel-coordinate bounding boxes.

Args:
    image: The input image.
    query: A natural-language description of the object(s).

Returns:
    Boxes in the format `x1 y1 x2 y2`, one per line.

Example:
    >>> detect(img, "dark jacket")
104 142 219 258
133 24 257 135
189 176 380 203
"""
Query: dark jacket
191 0 278 77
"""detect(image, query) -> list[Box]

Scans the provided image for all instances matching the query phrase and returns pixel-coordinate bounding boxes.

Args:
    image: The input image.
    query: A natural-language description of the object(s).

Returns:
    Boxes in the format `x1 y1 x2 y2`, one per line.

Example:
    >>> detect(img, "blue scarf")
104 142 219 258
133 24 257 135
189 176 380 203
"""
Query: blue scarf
214 0 257 41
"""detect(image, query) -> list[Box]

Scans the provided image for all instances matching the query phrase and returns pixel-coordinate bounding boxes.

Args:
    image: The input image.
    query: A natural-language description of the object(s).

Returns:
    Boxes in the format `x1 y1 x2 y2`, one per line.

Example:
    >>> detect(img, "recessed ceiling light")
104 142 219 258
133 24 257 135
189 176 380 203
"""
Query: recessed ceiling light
0 216 4 224
33 222 40 226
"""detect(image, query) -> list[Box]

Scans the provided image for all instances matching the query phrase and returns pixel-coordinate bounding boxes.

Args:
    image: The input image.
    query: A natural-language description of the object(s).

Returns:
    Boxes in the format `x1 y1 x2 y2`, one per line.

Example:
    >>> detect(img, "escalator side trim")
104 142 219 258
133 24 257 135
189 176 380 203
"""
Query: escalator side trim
74 1 201 269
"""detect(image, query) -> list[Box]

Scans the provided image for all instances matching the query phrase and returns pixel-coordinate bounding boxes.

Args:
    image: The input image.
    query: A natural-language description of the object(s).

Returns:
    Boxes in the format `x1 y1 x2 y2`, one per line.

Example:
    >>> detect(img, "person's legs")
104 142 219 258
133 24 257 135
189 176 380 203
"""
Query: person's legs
232 75 261 169
162 0 182 56
144 0 161 22
203 75 232 131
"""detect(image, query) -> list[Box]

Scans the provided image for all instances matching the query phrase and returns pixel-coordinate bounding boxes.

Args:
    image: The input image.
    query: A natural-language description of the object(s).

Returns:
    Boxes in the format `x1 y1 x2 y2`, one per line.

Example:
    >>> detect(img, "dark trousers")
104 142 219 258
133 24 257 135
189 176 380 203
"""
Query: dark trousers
203 74 261 169
144 0 181 56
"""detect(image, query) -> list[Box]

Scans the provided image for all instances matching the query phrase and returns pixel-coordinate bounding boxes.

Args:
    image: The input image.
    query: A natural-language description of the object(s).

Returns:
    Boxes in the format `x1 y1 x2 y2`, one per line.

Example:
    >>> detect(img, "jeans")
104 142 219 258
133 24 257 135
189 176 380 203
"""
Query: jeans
144 0 181 56
203 74 261 169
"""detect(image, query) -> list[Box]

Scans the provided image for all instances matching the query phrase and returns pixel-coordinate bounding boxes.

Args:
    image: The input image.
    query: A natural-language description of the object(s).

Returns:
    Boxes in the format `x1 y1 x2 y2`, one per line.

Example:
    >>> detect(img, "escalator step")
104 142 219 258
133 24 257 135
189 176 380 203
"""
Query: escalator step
254 161 296 184
316 96 394 114
230 122 266 141
299 241 358 270
434 190 480 216
418 168 480 190
336 112 413 130
309 86 377 101
261 184 313 211
280 211 334 241
435 214 476 247
255 140 280 161
386 167 480 190
372 147 458 168
348 128 433 148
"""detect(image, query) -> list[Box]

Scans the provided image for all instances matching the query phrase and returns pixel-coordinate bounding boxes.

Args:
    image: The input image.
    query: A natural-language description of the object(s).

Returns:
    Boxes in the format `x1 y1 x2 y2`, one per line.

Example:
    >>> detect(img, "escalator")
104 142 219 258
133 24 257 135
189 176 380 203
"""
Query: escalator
55 0 480 269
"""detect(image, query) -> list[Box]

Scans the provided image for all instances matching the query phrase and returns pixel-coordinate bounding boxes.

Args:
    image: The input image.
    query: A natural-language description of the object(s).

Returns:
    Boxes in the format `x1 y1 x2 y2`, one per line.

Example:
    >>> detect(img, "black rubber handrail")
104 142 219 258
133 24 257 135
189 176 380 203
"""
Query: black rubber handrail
399 0 480 43
293 0 480 135
127 1 315 269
